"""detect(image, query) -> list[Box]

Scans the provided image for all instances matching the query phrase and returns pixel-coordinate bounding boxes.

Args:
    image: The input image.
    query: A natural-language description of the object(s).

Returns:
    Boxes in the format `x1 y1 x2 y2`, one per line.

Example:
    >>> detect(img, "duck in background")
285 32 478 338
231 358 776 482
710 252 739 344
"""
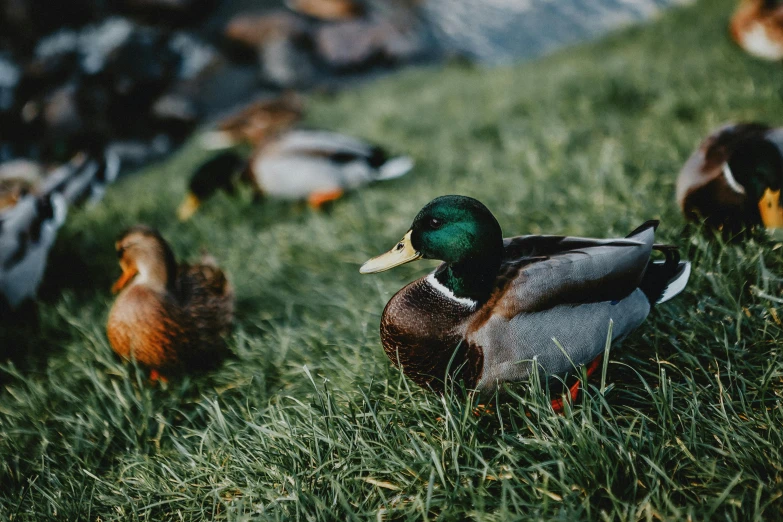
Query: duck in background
37 150 121 207
0 191 67 310
0 151 120 310
178 130 414 220
360 196 690 409
200 94 304 150
677 123 783 232
730 0 783 60
107 226 234 381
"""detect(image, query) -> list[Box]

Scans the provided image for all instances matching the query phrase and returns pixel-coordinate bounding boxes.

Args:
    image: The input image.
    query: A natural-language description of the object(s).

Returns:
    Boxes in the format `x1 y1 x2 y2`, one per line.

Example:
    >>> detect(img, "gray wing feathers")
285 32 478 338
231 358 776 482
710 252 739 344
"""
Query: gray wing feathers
504 227 655 313
470 226 658 391
273 131 372 157
474 289 650 391
503 235 646 249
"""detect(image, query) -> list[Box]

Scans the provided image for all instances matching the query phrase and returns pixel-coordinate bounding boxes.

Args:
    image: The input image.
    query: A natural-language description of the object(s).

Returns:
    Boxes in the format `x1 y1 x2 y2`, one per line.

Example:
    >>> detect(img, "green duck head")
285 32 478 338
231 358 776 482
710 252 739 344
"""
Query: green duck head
360 195 504 302
727 137 783 228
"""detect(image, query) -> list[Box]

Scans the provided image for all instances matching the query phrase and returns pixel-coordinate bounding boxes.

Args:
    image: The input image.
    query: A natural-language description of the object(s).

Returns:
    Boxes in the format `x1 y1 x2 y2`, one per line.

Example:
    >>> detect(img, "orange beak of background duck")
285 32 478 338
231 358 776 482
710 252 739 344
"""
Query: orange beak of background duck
759 188 783 229
111 266 138 294
177 193 202 221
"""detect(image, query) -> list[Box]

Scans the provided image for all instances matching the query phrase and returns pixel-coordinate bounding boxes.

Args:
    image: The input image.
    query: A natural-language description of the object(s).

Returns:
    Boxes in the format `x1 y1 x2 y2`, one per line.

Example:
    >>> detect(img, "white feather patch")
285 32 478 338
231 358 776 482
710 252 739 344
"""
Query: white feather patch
377 156 414 180
722 162 746 195
426 273 478 309
738 22 783 61
657 262 691 304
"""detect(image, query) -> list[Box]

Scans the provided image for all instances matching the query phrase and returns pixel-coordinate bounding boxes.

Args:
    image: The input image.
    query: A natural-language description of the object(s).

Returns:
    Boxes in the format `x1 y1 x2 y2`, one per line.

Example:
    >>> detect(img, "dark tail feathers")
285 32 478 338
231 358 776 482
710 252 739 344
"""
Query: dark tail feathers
640 244 691 305
626 220 659 238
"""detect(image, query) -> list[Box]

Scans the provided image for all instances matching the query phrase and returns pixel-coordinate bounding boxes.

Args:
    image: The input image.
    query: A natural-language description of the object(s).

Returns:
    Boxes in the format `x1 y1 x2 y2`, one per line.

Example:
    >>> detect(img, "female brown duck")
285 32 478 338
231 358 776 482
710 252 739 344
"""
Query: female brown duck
107 226 234 380
730 0 783 60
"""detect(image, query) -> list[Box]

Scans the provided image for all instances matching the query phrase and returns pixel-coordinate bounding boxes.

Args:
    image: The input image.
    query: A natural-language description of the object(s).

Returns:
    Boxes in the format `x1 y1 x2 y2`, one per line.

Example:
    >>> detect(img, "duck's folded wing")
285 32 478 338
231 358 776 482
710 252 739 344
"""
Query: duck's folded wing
472 290 651 389
272 130 376 159
497 224 656 315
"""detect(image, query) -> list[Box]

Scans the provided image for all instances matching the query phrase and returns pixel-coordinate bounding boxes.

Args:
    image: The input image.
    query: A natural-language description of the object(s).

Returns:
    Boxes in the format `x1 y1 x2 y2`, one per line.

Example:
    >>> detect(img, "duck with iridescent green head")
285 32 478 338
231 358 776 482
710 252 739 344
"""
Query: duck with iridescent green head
677 123 783 232
360 196 691 405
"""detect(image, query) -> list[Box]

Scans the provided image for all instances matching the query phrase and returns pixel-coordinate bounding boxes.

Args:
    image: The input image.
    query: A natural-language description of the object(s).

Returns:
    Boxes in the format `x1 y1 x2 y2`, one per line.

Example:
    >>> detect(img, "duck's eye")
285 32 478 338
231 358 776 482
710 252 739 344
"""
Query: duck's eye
116 247 125 259
429 218 443 229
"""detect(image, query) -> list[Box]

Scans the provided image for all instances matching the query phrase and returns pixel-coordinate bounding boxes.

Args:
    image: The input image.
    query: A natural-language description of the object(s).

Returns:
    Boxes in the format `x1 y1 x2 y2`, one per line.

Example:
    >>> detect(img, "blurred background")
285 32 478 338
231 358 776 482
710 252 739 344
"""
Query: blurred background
0 0 691 177
4 1 783 519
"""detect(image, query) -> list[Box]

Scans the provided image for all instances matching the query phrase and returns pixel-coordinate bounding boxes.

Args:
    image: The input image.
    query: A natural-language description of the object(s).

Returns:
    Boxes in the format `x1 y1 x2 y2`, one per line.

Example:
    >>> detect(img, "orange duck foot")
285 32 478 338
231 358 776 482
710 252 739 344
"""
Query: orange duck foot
149 369 169 384
308 189 344 209
550 354 603 414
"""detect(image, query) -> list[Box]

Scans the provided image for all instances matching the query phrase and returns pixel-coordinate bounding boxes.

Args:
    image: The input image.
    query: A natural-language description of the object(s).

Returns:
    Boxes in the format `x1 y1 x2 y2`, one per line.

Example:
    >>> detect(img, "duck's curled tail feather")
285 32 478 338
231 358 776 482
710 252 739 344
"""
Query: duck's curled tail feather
640 244 691 305
377 156 414 180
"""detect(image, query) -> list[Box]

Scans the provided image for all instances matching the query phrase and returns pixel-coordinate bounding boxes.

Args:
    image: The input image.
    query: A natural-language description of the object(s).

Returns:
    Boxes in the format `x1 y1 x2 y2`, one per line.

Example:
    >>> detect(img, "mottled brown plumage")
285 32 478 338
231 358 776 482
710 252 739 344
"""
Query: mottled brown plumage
106 226 234 377
380 277 482 392
208 94 303 149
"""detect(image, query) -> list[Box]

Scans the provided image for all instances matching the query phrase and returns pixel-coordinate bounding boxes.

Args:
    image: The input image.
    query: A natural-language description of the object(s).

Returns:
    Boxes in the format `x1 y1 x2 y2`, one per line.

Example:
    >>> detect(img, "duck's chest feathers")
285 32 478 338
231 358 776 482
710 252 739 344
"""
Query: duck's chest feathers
380 274 483 392
107 285 183 368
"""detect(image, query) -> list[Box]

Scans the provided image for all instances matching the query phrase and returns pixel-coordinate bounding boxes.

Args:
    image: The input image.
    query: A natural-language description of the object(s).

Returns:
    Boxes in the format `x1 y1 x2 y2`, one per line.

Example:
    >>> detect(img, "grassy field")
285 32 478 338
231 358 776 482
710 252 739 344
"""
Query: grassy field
3 0 783 519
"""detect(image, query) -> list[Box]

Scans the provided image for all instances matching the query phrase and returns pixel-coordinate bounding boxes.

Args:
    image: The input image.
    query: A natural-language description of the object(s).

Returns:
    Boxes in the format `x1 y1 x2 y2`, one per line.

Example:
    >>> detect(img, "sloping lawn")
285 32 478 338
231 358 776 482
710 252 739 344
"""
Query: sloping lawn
2 0 783 519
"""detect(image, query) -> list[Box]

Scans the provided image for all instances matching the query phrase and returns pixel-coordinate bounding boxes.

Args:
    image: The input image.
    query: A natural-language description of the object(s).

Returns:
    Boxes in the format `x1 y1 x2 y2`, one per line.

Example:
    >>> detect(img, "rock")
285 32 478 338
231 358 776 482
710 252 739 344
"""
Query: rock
0 55 20 113
260 36 317 88
315 19 378 68
104 135 172 169
315 10 425 69
183 62 260 118
118 0 218 26
169 32 220 80
100 27 178 99
43 84 83 137
0 0 102 54
224 10 317 87
152 92 198 123
78 17 135 75
34 29 80 62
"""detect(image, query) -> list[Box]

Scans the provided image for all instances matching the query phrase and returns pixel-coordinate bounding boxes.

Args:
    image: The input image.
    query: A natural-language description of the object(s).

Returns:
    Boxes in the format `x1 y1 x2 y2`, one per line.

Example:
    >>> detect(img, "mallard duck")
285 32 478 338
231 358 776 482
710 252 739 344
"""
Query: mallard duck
107 226 234 380
178 130 414 220
359 196 691 403
730 0 783 60
200 94 303 150
35 151 122 207
0 151 122 310
677 123 783 231
0 191 67 309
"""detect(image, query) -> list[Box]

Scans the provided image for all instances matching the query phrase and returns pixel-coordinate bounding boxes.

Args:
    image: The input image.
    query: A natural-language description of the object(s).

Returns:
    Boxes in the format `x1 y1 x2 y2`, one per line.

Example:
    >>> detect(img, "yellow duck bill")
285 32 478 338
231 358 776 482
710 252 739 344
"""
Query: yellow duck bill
177 193 202 221
759 188 783 229
360 230 422 274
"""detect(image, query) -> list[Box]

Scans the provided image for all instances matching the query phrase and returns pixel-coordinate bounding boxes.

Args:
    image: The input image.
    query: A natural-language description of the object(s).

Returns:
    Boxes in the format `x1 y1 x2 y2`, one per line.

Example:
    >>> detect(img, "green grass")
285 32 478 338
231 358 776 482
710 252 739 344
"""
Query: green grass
3 0 783 519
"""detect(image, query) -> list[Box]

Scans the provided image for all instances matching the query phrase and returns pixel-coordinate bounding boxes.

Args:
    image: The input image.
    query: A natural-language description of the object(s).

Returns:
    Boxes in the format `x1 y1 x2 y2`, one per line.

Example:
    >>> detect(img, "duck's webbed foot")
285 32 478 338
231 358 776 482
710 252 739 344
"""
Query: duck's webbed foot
550 354 604 414
308 189 344 209
149 369 169 384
